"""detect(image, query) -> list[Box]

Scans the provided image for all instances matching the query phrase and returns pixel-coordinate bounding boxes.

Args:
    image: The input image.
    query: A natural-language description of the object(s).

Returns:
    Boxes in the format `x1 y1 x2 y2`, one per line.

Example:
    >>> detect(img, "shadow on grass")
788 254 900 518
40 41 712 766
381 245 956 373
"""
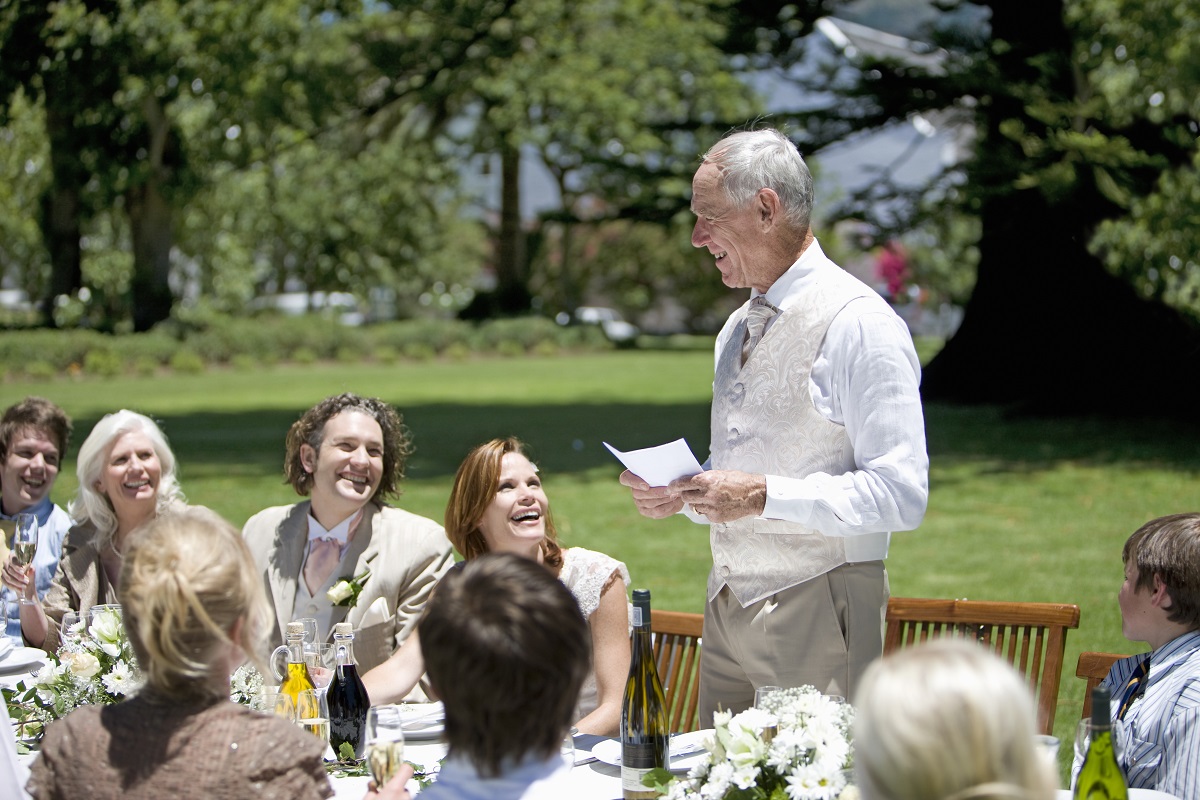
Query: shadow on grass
65 401 1200 480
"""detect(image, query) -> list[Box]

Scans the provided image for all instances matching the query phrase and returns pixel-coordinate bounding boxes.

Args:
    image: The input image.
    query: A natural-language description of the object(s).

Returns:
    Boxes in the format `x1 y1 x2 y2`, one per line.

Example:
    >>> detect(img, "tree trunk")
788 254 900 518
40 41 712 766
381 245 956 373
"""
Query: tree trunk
127 95 175 332
495 141 531 313
919 1 1200 417
39 78 84 326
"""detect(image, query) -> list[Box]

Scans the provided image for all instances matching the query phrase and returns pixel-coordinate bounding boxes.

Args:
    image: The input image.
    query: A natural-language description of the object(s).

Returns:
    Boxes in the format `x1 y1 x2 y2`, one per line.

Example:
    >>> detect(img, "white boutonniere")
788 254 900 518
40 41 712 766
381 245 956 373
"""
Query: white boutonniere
327 568 371 607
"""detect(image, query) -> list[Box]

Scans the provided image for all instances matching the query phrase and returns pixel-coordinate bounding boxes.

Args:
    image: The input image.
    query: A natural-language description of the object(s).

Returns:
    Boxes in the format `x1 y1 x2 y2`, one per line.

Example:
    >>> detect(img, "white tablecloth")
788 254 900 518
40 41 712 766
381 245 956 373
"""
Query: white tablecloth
3 647 624 800
330 739 624 799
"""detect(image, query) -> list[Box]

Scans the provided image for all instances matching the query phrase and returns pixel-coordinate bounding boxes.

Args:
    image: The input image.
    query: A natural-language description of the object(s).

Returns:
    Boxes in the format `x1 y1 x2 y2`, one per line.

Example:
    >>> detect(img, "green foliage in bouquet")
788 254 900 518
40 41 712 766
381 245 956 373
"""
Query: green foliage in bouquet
2 608 141 750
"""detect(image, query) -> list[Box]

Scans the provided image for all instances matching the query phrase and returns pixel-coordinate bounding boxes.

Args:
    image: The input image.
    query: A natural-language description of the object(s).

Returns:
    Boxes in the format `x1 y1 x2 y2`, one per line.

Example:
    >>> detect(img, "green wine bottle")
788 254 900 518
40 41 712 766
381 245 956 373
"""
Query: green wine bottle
621 589 669 800
1073 684 1128 800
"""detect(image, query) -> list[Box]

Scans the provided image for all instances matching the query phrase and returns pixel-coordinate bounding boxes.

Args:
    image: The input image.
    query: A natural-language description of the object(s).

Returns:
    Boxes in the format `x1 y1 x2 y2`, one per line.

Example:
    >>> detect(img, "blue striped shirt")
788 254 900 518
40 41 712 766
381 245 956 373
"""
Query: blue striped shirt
1080 630 1200 799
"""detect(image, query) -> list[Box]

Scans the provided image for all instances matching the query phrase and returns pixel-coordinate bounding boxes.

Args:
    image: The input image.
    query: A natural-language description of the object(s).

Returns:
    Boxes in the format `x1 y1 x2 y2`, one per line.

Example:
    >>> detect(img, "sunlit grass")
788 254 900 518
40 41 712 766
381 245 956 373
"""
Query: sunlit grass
5 351 1199 773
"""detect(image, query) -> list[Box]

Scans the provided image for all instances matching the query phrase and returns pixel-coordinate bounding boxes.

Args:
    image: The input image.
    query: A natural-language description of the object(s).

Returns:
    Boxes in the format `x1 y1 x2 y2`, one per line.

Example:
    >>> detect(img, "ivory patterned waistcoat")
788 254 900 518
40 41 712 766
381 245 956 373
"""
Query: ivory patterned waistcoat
708 270 874 606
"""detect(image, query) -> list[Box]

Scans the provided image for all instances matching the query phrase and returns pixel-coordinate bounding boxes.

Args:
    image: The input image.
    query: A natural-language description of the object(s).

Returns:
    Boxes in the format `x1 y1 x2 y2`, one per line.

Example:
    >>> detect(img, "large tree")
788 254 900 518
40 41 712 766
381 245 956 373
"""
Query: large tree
0 0 365 330
724 0 1200 416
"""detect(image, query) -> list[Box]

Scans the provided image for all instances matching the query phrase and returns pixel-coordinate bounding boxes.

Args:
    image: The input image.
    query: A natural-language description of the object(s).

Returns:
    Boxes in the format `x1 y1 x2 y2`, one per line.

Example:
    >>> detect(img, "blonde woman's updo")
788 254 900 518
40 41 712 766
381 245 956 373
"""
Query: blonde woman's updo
118 508 271 700
854 639 1057 800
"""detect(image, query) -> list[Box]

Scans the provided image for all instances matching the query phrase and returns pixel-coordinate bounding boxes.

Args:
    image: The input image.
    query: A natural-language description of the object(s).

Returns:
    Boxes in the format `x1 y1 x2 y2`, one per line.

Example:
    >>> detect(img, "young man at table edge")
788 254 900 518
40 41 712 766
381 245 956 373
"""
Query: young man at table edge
1073 512 1200 798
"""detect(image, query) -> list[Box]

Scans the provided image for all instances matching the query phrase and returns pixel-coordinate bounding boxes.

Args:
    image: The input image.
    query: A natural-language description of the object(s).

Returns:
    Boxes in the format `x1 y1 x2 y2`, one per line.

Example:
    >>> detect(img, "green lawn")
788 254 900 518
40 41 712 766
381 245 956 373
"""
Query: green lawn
5 350 1199 774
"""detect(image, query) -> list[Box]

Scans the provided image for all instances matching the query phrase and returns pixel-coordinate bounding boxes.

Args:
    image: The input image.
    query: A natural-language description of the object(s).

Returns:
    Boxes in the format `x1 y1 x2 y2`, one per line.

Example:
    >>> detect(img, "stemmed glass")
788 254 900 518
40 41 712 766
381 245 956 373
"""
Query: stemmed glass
296 688 329 744
251 688 297 721
365 706 407 788
12 513 38 605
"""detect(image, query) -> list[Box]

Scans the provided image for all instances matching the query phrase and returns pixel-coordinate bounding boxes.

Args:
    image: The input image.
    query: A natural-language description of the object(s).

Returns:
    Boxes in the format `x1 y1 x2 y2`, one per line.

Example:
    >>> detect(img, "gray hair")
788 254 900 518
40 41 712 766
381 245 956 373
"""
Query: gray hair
69 410 184 549
854 639 1056 800
702 128 814 232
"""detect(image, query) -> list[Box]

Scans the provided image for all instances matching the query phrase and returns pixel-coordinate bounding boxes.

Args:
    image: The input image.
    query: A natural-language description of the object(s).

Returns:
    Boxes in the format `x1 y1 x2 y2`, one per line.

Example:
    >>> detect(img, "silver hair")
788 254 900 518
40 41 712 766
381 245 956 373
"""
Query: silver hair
69 410 184 549
701 128 814 232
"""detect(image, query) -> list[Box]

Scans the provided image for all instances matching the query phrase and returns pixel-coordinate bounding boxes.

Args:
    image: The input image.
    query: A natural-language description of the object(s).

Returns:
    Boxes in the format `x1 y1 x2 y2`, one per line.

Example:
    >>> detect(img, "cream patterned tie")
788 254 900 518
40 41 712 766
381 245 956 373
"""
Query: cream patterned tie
741 297 778 366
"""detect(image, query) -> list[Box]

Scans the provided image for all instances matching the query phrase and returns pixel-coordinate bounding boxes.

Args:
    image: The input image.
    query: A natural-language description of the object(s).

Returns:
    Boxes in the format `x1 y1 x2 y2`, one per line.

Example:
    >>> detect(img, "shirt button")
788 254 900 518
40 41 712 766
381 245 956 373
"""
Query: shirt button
720 565 731 577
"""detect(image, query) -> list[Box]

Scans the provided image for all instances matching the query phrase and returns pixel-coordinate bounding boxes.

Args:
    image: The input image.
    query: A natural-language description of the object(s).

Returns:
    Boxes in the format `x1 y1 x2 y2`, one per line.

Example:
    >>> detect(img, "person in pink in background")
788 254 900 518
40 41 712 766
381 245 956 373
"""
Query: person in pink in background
875 240 910 304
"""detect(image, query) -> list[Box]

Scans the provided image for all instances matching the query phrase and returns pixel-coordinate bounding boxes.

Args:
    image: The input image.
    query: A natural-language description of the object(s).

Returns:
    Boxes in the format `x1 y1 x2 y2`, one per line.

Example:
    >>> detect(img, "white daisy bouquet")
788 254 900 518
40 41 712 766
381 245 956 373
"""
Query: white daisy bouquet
2 607 142 744
659 686 857 800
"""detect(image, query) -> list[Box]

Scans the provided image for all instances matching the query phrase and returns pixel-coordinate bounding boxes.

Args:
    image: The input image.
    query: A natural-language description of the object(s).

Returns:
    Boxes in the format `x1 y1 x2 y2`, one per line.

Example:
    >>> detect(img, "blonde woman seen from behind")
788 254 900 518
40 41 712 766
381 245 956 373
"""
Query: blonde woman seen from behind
26 509 332 800
854 639 1057 800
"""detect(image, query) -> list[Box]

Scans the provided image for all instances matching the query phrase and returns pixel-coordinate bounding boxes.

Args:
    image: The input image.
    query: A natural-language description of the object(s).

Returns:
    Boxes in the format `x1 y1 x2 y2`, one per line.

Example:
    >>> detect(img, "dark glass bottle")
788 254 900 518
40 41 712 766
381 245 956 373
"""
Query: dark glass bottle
621 589 669 799
327 622 370 759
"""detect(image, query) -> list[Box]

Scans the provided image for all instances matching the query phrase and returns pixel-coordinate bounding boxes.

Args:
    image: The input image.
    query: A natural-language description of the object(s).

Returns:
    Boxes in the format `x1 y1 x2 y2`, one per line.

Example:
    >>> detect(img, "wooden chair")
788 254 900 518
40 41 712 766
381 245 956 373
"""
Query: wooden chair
1075 651 1127 719
651 609 704 733
883 597 1081 735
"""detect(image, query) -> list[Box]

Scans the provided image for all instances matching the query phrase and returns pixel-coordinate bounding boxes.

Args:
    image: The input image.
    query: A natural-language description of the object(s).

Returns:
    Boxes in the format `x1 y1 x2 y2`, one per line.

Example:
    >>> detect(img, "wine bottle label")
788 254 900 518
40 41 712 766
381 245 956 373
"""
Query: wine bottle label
631 606 644 627
622 764 654 791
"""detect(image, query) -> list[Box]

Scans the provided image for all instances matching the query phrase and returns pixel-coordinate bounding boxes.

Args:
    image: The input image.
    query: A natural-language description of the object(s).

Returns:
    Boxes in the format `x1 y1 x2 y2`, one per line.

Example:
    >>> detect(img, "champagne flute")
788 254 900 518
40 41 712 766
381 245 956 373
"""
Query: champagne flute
365 706 407 788
12 513 38 605
306 642 336 690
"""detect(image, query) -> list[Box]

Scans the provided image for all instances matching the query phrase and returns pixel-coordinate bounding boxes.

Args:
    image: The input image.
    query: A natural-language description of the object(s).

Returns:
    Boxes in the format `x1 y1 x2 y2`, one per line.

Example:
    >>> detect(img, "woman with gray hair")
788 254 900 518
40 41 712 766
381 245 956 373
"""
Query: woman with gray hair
854 639 1057 800
19 410 189 651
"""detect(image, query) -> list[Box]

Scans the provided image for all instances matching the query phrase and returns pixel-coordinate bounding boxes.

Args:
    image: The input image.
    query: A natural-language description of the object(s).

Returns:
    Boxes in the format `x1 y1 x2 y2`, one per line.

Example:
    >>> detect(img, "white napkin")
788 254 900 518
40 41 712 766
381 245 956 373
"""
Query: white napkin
0 638 14 661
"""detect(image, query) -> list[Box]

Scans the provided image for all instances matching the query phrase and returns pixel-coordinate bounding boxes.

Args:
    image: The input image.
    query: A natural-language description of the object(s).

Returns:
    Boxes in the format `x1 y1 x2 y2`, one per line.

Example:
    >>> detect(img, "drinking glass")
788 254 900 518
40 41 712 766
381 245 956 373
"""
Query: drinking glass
1074 719 1122 764
365 706 407 788
60 611 84 646
251 688 297 721
13 513 38 605
306 642 336 690
295 688 329 743
754 685 783 709
1034 734 1061 787
296 617 319 648
560 732 575 769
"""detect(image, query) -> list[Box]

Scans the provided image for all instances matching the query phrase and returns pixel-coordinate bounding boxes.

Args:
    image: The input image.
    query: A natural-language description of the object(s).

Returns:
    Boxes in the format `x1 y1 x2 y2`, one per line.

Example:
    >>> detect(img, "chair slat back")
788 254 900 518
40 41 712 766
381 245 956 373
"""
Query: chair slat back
883 597 1081 735
1075 651 1127 719
651 610 704 733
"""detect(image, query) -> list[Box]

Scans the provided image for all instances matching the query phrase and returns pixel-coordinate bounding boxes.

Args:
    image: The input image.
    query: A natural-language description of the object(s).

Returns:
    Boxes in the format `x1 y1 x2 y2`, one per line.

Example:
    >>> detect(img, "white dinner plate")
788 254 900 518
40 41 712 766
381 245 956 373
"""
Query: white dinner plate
393 701 445 740
0 646 48 675
591 730 712 773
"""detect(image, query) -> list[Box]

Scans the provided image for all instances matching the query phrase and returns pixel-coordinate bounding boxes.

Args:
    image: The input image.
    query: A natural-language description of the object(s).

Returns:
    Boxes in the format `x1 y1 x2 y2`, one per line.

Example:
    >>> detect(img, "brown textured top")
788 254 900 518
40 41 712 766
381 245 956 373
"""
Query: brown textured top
27 693 333 800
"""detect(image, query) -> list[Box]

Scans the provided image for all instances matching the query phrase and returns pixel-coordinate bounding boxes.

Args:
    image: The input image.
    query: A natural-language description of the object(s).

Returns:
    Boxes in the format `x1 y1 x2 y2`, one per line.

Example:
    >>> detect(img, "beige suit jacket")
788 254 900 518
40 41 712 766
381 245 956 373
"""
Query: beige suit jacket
242 500 453 673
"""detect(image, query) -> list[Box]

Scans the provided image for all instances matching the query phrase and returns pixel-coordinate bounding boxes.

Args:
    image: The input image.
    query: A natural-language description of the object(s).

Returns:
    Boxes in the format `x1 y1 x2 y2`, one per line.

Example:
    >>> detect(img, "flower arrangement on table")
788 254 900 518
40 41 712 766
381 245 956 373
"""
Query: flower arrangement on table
653 685 858 800
2 607 142 747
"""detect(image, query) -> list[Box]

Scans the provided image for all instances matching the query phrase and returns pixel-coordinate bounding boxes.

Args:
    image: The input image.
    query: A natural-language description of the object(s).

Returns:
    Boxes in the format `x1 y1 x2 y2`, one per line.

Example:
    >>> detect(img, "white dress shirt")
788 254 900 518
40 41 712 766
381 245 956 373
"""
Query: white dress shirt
704 240 929 554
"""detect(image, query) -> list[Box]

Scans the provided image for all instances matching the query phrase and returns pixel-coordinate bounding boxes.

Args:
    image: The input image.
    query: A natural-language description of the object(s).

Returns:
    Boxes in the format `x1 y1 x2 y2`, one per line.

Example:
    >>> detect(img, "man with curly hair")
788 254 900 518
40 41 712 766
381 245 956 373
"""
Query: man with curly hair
243 393 453 674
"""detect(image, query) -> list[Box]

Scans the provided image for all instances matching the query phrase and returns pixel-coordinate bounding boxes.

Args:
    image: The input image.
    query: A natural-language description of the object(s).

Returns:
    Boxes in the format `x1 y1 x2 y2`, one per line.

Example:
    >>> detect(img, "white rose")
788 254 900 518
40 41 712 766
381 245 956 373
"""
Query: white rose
89 610 122 644
64 650 101 679
327 580 354 604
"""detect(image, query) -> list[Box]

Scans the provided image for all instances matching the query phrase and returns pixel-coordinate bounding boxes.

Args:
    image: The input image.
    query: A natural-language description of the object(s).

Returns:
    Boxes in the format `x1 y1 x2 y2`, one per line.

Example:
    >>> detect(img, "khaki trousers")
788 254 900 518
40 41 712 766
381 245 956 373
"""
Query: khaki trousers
699 561 888 723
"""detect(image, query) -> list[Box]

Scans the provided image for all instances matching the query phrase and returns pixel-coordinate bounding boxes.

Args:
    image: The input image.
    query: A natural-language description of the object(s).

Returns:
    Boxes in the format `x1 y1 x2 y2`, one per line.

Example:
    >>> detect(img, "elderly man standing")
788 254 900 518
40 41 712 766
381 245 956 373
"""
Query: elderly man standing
244 393 453 674
620 128 928 719
0 397 73 641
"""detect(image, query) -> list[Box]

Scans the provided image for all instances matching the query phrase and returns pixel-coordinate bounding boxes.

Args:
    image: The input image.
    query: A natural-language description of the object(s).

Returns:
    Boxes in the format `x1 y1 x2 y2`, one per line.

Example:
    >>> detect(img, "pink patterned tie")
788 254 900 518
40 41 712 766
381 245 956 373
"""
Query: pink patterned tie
304 538 343 596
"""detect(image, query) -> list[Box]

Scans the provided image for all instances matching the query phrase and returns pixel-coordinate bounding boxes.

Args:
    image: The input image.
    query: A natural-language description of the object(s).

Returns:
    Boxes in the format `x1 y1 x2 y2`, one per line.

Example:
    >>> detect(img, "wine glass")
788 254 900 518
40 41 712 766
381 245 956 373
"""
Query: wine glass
60 611 83 646
251 688 297 721
306 642 336 690
365 706 407 788
1074 719 1123 765
296 688 329 745
12 513 38 605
